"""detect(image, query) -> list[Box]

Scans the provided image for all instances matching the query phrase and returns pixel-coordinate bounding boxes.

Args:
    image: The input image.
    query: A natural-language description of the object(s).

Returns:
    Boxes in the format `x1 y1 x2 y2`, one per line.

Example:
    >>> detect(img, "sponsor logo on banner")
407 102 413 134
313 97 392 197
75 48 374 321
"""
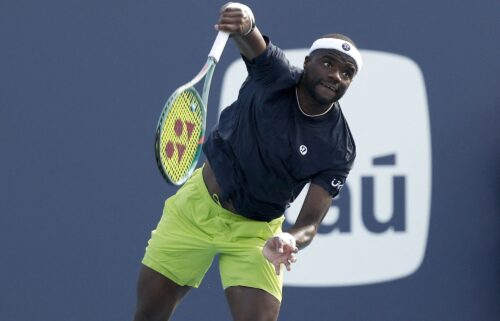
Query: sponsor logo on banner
218 49 431 286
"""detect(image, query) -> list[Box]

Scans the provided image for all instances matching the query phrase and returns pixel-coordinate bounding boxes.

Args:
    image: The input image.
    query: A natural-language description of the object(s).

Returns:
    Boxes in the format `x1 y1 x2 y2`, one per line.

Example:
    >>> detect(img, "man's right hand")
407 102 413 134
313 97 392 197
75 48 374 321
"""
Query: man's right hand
215 3 255 37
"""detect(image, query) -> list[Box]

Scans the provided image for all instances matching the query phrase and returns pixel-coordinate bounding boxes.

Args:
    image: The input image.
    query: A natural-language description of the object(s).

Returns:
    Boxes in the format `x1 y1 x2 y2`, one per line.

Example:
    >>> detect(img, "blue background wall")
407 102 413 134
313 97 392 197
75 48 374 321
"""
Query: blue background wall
1 0 498 320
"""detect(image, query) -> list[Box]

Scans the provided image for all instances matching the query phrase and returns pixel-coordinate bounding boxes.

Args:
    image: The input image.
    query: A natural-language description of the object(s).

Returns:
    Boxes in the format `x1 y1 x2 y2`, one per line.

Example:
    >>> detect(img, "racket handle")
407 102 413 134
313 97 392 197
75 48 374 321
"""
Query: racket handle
208 31 230 63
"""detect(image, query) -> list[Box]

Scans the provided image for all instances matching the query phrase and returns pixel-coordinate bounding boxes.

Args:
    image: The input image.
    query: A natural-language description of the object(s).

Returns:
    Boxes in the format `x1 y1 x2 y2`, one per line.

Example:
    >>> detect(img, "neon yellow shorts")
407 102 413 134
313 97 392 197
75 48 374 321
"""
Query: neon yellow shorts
142 167 285 301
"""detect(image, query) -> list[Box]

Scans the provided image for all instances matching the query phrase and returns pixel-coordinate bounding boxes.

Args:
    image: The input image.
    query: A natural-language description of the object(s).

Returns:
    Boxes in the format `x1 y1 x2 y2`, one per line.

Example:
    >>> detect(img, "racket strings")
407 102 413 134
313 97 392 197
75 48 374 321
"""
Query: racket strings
159 89 204 183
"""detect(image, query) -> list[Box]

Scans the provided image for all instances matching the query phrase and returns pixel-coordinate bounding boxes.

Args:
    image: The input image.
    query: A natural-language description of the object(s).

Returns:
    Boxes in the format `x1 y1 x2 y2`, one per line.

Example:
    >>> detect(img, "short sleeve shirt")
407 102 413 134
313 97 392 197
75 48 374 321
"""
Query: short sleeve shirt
203 37 356 221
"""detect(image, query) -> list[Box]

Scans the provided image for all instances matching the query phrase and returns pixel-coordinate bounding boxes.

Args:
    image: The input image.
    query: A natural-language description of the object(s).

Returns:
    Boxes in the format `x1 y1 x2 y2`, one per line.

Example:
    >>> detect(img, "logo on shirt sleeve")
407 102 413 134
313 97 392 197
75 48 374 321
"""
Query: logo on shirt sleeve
331 178 344 191
299 145 308 155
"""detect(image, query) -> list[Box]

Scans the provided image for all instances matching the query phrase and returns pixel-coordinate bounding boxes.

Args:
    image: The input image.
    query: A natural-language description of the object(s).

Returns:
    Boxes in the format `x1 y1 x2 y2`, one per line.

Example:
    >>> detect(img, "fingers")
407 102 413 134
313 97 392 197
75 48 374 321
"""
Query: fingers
262 238 283 261
275 237 285 253
220 2 233 12
262 236 299 275
274 262 281 276
215 4 251 35
280 256 297 274
285 260 291 272
285 252 298 270
273 252 298 275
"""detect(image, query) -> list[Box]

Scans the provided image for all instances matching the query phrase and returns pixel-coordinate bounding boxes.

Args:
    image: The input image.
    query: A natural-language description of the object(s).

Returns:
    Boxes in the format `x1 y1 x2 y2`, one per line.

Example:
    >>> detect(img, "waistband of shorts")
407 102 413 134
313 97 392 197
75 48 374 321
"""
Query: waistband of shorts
192 166 250 222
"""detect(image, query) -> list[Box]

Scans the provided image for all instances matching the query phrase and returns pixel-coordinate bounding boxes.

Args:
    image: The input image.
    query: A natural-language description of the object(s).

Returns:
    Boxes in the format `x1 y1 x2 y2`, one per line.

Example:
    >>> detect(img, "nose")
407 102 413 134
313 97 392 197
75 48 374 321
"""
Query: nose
327 66 342 82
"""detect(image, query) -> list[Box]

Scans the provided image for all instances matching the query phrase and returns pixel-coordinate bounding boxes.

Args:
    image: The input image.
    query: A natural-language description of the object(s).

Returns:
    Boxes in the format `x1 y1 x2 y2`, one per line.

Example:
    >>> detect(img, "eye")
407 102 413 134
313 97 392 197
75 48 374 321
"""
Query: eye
341 71 351 79
323 61 332 68
341 69 354 80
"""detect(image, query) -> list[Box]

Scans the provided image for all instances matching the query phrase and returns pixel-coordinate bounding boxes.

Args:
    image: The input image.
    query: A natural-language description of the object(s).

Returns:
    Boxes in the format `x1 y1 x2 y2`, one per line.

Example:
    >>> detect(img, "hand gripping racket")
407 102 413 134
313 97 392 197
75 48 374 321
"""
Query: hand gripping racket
155 31 230 185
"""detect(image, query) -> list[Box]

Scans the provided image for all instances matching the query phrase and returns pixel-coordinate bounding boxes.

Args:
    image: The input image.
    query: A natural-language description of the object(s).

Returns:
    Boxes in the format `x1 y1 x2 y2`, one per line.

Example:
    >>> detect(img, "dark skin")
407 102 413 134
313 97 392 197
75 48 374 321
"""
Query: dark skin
133 3 357 321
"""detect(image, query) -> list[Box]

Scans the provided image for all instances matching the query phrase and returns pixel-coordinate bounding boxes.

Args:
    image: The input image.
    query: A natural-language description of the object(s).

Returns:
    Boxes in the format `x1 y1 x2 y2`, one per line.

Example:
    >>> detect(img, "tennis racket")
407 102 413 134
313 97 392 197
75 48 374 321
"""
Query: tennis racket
155 31 230 185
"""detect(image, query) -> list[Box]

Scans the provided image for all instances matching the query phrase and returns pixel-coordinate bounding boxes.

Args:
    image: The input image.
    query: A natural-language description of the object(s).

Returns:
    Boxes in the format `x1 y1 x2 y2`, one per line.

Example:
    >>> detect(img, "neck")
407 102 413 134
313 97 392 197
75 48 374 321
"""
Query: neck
295 86 335 118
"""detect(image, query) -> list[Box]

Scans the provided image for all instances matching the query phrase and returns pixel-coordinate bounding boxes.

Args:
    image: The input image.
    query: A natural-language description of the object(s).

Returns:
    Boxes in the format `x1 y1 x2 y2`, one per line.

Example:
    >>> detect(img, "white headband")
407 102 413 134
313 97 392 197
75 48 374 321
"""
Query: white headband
308 38 363 72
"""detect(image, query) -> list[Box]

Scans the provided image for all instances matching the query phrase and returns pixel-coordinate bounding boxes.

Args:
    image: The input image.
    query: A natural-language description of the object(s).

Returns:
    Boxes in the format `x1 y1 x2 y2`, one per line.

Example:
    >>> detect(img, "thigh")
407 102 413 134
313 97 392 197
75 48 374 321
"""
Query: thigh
218 215 285 302
142 201 216 288
225 286 281 321
133 265 191 321
143 171 218 287
219 244 284 302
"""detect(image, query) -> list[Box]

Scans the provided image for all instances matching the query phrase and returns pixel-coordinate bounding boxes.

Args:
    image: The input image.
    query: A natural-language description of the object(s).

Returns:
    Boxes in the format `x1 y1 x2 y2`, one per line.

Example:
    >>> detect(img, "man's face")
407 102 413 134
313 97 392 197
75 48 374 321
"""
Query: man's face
302 49 357 104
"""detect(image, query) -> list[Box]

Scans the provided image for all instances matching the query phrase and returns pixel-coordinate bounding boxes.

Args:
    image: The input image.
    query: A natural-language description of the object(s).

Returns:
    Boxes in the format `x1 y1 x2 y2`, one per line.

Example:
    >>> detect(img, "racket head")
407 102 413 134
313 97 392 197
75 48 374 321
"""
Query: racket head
155 86 206 185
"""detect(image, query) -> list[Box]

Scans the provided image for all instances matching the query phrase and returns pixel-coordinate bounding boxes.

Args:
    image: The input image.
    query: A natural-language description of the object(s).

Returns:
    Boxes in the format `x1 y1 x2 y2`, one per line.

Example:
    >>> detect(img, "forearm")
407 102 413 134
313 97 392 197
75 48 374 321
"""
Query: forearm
231 27 266 60
286 183 332 250
263 184 331 274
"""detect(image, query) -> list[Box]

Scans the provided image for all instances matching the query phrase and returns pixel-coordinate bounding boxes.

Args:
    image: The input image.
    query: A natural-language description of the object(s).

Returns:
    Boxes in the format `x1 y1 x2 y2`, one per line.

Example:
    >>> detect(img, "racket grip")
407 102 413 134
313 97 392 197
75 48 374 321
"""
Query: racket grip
208 31 230 62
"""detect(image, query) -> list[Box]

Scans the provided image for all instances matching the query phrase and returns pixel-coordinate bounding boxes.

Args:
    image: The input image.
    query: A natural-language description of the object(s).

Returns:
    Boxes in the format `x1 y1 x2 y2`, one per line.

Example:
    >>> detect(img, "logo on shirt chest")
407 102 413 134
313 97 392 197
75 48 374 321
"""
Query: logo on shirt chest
299 145 308 155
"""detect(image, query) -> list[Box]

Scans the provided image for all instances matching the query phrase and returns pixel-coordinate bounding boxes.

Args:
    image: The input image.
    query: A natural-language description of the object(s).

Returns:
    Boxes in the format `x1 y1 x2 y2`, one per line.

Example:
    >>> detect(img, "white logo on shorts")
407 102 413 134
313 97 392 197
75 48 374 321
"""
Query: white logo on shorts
299 145 308 155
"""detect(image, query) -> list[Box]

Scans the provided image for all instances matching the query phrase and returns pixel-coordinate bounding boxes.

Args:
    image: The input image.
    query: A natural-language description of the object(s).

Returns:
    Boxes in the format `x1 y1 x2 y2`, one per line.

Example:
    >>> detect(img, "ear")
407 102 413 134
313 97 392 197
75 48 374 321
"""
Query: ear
303 56 310 69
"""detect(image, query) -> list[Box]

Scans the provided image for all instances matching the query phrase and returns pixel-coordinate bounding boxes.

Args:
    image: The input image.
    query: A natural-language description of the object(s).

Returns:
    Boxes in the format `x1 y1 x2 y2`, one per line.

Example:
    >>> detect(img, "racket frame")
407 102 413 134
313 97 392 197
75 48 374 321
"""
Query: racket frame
155 31 229 185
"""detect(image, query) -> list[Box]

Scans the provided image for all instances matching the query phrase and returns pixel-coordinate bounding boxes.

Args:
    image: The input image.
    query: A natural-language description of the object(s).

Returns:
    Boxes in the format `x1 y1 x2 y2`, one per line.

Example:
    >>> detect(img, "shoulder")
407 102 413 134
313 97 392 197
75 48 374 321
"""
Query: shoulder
243 36 297 72
244 37 284 63
242 36 302 87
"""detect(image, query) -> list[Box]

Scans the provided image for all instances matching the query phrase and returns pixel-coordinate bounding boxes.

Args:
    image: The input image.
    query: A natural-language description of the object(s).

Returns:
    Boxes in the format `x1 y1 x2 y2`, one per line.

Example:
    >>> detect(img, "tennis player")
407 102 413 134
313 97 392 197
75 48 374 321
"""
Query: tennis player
133 2 361 321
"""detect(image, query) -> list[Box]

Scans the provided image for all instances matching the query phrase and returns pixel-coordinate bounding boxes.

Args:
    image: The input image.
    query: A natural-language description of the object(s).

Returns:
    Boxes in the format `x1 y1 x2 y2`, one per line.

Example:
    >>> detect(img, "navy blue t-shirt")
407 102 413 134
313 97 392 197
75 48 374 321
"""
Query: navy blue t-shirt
203 38 356 222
